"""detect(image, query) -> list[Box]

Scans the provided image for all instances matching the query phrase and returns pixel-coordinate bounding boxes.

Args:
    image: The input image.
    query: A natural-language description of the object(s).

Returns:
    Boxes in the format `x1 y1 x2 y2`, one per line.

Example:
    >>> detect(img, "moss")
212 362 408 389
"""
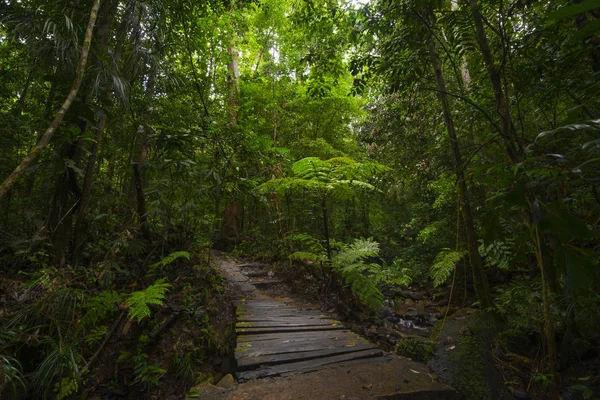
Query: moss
446 312 502 400
394 338 435 362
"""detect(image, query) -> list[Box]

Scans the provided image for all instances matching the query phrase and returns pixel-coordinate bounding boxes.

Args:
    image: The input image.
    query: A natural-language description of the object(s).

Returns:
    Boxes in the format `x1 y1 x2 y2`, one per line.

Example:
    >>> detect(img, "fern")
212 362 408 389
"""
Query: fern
80 290 122 327
332 238 384 312
478 239 513 270
149 251 191 270
289 251 327 262
258 156 388 200
125 280 171 323
333 238 380 266
430 249 466 288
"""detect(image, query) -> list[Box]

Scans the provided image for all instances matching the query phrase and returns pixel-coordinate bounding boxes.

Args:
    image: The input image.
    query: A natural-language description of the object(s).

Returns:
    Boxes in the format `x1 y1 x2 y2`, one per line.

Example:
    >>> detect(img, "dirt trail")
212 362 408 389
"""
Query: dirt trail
207 253 457 399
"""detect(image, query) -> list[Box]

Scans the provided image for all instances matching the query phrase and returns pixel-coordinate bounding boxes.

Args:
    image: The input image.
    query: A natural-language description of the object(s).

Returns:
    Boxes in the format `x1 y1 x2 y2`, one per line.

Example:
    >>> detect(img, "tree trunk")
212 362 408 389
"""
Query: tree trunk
469 0 521 163
425 20 493 309
72 0 122 264
322 198 332 260
227 43 240 125
0 0 101 200
133 66 155 233
469 0 557 374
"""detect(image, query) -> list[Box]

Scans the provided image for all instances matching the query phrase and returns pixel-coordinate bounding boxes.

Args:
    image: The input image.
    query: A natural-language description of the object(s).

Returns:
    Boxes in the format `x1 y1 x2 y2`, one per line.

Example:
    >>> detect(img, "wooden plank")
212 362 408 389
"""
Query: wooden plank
236 325 346 335
236 330 352 343
236 349 384 382
238 310 323 317
237 309 324 316
236 320 336 328
237 316 332 322
236 337 349 351
236 339 372 358
236 343 378 370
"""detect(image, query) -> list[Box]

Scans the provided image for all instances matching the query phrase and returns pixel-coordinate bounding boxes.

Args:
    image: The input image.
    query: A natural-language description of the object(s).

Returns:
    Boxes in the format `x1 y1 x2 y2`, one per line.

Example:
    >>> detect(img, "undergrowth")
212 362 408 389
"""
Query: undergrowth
0 241 229 399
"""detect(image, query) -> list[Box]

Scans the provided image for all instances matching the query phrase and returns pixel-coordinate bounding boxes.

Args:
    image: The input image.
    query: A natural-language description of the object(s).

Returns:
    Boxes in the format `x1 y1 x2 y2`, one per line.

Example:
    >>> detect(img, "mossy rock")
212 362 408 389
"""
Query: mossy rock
394 338 435 362
428 311 512 400
498 328 534 357
216 374 235 389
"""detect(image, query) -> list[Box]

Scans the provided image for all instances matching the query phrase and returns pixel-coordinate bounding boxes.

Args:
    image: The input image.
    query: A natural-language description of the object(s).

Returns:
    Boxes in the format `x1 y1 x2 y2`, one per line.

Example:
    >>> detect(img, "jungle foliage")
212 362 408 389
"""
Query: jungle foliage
0 0 599 397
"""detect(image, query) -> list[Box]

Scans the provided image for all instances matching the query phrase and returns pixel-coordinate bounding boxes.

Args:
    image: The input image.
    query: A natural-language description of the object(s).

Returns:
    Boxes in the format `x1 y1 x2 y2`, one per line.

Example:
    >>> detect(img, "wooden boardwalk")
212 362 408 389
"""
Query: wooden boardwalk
235 298 385 382
211 254 456 398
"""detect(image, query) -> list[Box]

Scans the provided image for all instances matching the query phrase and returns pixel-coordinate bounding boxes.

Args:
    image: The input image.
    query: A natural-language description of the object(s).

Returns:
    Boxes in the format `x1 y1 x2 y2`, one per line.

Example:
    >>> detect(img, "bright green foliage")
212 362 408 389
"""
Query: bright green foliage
149 251 191 270
0 0 599 395
259 156 388 199
80 290 122 327
331 238 384 312
394 338 435 362
430 249 466 288
125 280 171 323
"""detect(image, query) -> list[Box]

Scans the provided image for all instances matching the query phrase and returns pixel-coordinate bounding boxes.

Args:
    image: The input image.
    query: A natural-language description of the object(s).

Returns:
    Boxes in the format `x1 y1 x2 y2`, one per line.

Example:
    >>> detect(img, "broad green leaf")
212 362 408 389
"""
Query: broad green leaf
547 0 600 23
555 245 597 296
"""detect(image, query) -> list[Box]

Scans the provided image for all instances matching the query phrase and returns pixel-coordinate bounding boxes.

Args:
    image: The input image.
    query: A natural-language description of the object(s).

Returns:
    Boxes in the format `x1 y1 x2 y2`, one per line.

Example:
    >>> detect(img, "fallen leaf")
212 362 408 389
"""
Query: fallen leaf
332 323 338 326
363 384 373 389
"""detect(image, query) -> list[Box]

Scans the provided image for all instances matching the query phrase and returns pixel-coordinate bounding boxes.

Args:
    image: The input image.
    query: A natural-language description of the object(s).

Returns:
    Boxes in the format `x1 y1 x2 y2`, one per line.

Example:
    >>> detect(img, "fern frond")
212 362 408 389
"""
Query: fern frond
333 238 380 266
149 251 191 270
80 290 122 327
430 249 466 288
289 251 327 262
125 280 171 323
478 239 514 270
339 267 384 312
332 238 384 312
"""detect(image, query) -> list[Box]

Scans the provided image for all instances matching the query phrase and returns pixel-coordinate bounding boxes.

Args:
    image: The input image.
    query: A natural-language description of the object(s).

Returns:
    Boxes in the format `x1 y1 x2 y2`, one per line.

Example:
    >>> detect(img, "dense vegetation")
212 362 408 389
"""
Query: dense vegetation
0 0 598 398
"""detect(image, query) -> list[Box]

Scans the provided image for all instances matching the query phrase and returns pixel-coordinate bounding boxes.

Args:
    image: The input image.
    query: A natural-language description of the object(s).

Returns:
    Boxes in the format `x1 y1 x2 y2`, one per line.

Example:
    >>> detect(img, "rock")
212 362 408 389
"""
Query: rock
513 390 532 399
380 306 394 319
185 382 227 399
195 372 213 384
216 374 235 389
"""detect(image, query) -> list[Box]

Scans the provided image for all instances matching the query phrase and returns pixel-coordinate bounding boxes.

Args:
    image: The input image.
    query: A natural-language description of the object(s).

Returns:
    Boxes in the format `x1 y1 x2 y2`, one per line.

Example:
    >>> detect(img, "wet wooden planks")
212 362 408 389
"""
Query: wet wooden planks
235 298 384 382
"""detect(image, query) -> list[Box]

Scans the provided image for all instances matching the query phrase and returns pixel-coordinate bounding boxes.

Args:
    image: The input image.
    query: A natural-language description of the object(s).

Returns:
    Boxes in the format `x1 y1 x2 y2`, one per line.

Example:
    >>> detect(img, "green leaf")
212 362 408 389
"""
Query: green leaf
543 200 596 243
555 245 597 296
547 0 600 23
572 19 600 41
504 181 528 209
570 384 593 399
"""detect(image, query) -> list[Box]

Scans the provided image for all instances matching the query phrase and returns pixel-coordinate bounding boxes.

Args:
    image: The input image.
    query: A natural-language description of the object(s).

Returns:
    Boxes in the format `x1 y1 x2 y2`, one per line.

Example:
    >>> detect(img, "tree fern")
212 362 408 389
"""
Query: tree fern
430 249 466 288
125 280 171 323
332 238 384 312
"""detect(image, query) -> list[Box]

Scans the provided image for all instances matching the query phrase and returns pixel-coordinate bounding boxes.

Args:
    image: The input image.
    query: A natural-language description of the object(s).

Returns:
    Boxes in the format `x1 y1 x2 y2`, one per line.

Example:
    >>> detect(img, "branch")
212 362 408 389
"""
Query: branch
0 0 102 200
420 86 502 134
82 310 126 374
